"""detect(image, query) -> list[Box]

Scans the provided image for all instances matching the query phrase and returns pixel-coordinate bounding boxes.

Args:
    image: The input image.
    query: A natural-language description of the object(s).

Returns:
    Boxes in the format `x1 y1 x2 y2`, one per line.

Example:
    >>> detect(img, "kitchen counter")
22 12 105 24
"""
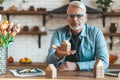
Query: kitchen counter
0 63 119 80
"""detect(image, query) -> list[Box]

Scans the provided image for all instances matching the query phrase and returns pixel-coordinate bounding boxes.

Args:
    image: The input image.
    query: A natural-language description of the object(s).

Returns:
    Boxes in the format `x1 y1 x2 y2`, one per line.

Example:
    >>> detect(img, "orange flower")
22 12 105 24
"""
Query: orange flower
1 24 8 30
1 30 7 36
0 23 2 29
11 31 17 37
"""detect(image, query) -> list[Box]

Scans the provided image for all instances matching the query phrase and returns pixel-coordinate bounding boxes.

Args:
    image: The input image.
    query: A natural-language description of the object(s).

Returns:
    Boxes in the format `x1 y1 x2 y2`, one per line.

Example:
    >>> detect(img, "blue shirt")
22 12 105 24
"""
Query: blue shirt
46 24 109 71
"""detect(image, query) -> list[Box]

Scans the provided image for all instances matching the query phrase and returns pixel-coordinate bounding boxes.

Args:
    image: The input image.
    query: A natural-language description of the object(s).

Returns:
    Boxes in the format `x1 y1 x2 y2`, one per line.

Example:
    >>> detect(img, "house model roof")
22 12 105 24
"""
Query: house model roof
45 64 56 71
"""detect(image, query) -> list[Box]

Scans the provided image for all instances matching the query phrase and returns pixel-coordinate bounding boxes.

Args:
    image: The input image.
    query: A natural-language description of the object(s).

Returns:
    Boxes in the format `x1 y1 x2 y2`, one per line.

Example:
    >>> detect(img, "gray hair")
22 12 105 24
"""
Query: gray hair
68 1 86 14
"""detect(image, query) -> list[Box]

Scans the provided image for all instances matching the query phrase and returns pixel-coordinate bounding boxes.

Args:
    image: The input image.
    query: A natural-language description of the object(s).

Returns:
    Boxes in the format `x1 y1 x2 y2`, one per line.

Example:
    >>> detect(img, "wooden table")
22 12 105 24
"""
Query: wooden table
0 63 119 80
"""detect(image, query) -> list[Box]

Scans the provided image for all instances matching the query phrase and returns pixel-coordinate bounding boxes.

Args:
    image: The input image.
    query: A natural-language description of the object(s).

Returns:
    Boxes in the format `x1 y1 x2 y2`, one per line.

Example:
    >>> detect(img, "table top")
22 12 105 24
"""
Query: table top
0 63 119 80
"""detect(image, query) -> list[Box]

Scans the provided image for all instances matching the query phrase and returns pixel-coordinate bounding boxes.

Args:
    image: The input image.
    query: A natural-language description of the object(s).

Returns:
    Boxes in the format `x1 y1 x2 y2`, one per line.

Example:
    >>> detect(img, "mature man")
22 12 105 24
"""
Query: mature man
46 1 109 71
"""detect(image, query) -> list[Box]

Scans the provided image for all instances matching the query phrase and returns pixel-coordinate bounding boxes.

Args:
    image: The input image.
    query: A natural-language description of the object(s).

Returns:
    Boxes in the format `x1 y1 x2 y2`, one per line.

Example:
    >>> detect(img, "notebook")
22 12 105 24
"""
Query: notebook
10 68 45 77
105 69 120 77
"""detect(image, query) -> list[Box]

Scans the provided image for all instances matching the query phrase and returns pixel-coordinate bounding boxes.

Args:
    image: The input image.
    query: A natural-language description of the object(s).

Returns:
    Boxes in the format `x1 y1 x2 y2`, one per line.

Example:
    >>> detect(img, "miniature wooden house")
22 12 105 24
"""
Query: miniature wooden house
61 40 71 52
94 59 104 78
45 64 57 78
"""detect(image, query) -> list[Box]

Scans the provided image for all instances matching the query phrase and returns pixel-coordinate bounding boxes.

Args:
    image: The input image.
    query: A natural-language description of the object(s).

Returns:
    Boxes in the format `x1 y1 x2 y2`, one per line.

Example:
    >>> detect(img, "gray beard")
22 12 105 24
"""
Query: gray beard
69 25 83 31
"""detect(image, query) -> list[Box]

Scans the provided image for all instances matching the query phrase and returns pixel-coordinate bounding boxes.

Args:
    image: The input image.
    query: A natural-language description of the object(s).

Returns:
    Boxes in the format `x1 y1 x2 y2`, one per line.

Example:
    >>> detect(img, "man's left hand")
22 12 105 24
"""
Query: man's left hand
57 61 78 71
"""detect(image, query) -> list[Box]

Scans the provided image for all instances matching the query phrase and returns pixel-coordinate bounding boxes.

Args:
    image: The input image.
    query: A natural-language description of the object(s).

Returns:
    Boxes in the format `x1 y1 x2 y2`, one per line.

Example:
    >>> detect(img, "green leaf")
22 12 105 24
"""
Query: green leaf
96 0 113 8
0 0 5 4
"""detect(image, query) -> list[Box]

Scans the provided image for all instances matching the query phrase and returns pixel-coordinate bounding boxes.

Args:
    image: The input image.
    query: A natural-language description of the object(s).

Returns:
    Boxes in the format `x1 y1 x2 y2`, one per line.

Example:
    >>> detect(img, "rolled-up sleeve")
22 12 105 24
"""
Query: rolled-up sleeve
95 30 109 70
46 28 65 66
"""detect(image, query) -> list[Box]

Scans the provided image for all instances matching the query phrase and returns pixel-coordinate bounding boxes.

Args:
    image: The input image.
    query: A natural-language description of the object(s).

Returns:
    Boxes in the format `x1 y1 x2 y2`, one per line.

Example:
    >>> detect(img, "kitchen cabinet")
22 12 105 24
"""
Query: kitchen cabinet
0 10 47 48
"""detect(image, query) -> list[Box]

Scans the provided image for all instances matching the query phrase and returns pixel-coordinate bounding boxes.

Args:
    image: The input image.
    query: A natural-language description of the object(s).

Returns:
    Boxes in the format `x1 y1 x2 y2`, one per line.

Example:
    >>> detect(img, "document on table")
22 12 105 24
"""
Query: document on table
10 68 45 77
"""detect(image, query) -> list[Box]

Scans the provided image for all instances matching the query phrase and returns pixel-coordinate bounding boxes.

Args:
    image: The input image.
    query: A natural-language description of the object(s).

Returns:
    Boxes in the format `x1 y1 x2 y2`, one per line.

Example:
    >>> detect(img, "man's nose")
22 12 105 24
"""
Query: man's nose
72 16 78 21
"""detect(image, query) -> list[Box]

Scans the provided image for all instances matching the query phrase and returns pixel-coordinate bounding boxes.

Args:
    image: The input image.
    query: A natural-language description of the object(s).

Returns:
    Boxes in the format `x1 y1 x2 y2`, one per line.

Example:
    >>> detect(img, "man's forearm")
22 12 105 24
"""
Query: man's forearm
77 60 96 71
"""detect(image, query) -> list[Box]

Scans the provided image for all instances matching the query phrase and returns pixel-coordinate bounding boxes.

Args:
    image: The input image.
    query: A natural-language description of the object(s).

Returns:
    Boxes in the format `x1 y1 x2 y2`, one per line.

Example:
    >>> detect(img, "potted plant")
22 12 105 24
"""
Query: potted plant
0 0 5 10
96 0 113 12
0 18 20 74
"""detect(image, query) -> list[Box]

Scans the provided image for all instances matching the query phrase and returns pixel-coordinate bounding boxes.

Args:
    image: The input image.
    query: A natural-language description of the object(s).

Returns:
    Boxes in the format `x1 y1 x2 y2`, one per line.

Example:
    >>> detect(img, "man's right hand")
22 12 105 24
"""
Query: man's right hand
52 45 76 58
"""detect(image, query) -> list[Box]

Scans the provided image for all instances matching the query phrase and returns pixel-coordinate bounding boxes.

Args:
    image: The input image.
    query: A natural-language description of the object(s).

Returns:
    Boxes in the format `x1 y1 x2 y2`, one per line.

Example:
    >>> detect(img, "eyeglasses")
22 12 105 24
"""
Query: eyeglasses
67 14 85 19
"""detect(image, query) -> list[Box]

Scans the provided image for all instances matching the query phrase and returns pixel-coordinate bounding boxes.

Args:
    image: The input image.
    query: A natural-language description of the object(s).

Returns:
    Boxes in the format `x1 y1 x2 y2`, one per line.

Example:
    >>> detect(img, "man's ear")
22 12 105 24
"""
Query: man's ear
65 15 68 20
65 16 69 23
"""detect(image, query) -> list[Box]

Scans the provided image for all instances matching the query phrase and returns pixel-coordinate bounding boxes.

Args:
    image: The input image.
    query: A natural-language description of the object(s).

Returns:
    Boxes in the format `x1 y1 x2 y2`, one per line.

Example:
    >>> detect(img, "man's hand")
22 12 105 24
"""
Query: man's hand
57 61 78 71
52 45 76 57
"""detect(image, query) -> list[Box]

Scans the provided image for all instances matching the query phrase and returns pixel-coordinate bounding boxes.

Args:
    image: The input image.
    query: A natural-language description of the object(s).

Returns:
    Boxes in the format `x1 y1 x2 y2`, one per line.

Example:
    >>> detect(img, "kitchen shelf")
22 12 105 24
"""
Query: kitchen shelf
0 10 47 26
104 33 120 50
102 12 120 16
0 10 48 48
102 12 120 27
104 33 120 36
18 31 47 35
0 10 47 15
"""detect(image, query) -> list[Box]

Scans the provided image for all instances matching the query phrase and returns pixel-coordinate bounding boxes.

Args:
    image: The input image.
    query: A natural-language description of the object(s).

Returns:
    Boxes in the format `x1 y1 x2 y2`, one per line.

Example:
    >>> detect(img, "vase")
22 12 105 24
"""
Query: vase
0 47 7 74
109 23 118 33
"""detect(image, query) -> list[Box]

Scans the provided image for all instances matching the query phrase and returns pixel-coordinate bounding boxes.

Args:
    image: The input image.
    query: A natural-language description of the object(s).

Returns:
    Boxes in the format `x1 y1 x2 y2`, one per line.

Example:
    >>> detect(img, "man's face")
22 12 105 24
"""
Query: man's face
66 6 87 31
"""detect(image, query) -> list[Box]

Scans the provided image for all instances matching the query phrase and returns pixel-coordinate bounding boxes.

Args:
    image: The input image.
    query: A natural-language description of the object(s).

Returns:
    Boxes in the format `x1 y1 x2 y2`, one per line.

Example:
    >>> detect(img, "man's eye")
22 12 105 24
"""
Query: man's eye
77 14 84 18
70 15 75 18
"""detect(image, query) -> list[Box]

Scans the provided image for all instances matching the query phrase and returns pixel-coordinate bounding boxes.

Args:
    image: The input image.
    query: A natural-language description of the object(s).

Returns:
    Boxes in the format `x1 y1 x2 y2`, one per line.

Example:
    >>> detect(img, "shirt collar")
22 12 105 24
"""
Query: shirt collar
80 24 87 37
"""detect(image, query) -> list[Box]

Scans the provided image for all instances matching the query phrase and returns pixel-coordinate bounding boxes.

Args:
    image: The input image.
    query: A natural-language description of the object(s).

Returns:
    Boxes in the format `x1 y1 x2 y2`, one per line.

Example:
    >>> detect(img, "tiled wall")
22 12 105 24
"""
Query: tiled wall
1 0 120 63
